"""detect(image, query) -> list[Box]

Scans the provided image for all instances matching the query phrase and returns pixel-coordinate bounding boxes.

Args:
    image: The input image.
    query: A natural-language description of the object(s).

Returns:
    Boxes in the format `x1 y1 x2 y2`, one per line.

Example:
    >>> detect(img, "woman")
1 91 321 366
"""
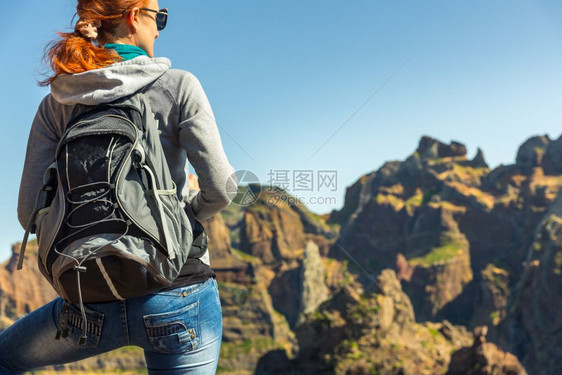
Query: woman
0 0 236 373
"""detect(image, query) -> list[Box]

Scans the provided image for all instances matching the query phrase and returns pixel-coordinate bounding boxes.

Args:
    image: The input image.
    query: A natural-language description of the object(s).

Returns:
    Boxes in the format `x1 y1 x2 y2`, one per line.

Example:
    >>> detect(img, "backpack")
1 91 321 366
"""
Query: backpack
17 92 199 345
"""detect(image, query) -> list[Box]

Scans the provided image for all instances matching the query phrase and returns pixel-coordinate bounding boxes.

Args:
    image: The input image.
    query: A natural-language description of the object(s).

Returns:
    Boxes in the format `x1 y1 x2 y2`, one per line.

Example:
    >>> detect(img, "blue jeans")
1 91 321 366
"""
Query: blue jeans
0 277 222 374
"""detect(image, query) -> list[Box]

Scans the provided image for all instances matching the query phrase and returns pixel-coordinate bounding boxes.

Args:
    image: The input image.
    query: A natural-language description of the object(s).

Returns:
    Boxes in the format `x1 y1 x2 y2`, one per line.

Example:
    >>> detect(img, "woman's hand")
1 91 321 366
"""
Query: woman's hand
188 174 200 191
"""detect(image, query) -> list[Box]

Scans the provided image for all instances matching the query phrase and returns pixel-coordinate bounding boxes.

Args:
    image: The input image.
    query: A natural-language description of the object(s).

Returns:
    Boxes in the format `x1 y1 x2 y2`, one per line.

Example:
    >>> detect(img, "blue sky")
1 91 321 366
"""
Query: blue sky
1 0 562 260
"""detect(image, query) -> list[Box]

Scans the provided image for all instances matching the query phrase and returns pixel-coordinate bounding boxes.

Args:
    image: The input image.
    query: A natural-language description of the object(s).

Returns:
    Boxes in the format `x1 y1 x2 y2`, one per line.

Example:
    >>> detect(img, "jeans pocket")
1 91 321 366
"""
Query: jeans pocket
61 302 104 348
143 300 200 354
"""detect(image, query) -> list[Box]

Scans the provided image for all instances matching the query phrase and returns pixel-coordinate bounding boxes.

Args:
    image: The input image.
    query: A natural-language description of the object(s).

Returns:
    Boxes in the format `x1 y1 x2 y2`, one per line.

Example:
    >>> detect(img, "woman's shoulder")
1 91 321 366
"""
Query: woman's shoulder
160 68 201 87
156 68 207 103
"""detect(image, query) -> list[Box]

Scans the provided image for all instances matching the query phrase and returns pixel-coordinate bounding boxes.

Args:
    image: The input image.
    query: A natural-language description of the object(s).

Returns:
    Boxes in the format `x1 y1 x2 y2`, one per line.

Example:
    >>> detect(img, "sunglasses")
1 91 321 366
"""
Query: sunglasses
140 7 168 31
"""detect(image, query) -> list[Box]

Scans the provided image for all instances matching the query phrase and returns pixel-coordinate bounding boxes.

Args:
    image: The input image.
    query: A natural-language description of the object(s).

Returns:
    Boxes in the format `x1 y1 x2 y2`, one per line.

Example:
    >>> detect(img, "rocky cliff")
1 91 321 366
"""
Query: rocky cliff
504 191 562 374
326 134 562 374
256 269 525 375
0 241 58 330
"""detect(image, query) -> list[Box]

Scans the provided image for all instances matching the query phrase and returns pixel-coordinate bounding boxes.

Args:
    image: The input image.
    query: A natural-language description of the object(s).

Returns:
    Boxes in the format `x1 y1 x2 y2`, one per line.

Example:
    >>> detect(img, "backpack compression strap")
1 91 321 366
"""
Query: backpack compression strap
18 162 59 269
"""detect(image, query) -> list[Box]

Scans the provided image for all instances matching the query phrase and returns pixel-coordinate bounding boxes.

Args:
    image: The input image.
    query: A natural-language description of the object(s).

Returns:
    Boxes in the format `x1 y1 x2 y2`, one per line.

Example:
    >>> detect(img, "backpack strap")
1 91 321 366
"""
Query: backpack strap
18 162 58 270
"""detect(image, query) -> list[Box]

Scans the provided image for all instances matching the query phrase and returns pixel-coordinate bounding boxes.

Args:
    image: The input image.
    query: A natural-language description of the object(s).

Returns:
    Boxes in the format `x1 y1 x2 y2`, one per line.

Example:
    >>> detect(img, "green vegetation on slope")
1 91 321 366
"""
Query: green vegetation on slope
409 234 466 266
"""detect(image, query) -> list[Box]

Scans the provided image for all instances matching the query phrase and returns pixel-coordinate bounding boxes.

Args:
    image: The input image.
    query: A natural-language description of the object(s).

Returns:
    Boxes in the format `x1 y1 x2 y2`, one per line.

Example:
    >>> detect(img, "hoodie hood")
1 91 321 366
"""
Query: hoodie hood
51 56 171 105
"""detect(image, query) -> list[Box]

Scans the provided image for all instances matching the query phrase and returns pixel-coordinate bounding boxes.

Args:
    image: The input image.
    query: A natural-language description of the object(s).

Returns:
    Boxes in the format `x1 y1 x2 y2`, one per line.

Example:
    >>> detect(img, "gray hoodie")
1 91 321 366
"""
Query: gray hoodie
18 57 237 257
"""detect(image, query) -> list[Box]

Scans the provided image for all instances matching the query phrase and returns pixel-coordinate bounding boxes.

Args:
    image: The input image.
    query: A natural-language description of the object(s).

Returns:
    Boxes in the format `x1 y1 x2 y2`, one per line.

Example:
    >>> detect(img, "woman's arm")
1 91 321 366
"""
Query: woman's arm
175 72 238 221
17 96 60 229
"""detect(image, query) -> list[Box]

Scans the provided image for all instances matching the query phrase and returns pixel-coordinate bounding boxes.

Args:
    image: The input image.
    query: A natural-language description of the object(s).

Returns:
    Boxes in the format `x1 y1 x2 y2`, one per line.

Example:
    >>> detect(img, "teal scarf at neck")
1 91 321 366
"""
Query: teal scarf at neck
104 43 149 61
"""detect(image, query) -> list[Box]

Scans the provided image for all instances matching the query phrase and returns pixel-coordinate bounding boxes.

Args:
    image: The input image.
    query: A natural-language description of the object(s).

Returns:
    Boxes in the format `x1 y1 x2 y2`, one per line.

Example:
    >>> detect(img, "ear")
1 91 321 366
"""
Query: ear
126 7 141 34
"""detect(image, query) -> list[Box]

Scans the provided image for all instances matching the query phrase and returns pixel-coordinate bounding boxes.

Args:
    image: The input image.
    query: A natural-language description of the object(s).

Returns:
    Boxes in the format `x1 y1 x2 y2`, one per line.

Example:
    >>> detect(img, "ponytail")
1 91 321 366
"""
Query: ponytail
39 32 120 87
40 0 147 87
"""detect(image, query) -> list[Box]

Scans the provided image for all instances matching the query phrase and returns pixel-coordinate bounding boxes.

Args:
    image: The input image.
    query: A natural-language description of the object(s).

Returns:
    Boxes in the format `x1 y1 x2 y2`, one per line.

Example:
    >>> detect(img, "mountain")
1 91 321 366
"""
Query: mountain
3 134 561 374
325 134 562 374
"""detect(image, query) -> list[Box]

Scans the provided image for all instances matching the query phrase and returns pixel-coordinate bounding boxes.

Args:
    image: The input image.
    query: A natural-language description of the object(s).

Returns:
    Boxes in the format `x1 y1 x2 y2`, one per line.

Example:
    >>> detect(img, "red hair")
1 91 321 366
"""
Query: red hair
40 0 148 86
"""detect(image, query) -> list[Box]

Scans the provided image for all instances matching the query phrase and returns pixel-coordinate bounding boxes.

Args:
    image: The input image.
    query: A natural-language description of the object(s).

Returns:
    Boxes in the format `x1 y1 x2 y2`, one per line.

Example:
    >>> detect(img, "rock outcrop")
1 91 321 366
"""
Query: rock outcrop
328 137 483 321
543 134 562 175
516 135 550 172
447 326 527 375
239 189 336 265
201 212 253 285
0 241 57 329
417 135 467 159
504 192 562 375
297 241 330 325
